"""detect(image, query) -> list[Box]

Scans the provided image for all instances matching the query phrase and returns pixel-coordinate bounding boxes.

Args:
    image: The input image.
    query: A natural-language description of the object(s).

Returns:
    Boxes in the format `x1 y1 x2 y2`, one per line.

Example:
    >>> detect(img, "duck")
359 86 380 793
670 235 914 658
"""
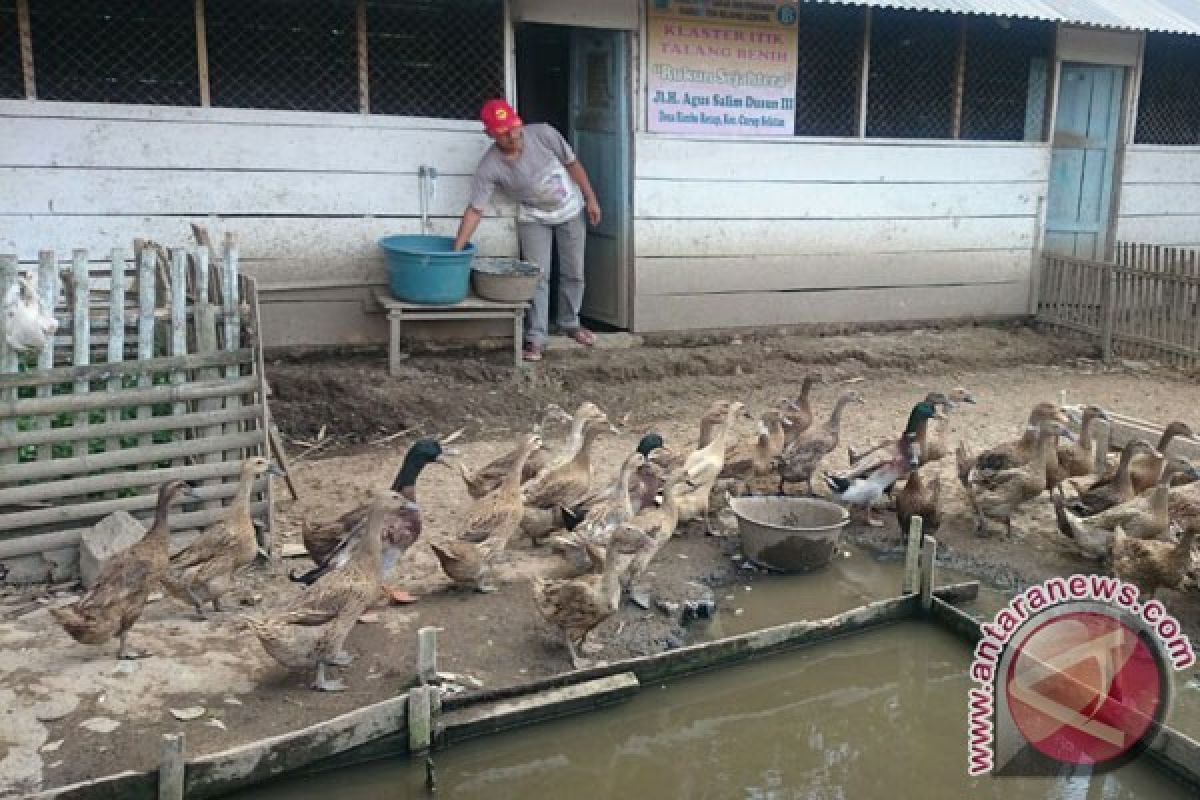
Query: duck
293 438 451 604
3 273 58 352
824 448 917 527
241 490 407 691
628 433 669 513
781 374 822 445
429 434 543 592
521 414 616 542
965 420 1073 537
720 411 787 483
778 390 865 495
1113 520 1198 599
454 404 582 497
50 480 199 659
1056 405 1111 477
621 474 689 596
1064 439 1155 516
532 525 653 669
918 387 977 464
896 465 942 537
559 450 647 544
1050 486 1114 561
842 400 941 482
956 402 1070 486
650 401 735 474
161 457 284 617
1126 421 1196 494
1052 458 1198 545
673 401 749 533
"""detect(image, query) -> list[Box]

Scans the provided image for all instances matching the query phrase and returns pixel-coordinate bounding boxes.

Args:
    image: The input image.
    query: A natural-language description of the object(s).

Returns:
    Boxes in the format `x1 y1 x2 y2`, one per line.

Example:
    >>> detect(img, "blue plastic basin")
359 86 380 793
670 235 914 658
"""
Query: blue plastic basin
378 234 476 305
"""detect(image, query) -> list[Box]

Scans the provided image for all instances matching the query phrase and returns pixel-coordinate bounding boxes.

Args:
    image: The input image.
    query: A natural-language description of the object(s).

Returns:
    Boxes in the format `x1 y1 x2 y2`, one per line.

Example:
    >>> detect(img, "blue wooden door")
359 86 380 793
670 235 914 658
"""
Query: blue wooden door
1044 65 1125 259
568 28 631 327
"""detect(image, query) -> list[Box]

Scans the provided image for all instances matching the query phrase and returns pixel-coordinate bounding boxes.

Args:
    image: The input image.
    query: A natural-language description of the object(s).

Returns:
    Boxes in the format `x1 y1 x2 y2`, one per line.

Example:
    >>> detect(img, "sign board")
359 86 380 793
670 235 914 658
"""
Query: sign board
646 0 799 135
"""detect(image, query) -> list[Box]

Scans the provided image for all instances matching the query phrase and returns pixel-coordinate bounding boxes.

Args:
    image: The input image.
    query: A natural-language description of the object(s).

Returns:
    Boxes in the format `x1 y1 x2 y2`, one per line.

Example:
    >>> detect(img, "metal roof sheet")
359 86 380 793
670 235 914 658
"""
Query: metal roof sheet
808 0 1200 35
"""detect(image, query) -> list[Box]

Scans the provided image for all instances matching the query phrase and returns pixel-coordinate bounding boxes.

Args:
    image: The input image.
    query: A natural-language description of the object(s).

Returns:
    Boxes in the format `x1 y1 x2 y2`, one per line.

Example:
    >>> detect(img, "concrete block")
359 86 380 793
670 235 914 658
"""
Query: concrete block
80 512 147 589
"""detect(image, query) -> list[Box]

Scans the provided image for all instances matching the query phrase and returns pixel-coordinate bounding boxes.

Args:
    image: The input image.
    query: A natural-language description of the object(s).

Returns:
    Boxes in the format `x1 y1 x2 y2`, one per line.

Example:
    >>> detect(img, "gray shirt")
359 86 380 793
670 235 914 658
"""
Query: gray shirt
467 123 584 225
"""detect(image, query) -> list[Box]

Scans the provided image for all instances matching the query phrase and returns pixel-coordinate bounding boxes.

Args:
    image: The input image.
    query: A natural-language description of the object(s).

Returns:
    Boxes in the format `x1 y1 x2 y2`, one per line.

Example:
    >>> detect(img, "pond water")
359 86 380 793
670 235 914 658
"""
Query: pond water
245 623 1192 800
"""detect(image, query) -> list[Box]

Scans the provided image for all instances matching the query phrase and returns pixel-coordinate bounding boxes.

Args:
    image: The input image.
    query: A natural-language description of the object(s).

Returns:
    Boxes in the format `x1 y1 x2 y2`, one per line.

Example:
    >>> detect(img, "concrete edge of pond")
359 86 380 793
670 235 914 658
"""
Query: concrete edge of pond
34 579 1198 798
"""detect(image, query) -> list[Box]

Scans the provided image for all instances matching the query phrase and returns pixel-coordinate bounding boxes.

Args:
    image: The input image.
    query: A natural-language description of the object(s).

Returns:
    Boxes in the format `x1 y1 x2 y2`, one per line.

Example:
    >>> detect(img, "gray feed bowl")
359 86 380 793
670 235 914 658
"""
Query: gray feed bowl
729 496 850 573
471 258 539 304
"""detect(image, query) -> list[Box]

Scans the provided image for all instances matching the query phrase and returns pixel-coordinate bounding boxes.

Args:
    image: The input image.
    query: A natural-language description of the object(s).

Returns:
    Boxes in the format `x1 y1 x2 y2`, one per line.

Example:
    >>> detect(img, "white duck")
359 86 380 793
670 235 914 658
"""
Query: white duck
4 274 58 352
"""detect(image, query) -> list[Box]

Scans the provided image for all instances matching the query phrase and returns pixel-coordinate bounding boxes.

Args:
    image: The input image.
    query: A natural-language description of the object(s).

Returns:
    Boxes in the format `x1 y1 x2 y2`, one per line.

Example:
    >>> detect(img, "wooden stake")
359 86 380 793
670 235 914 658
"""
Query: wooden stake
36 250 58 462
417 626 442 686
919 535 937 612
902 514 923 595
159 733 185 800
408 686 434 754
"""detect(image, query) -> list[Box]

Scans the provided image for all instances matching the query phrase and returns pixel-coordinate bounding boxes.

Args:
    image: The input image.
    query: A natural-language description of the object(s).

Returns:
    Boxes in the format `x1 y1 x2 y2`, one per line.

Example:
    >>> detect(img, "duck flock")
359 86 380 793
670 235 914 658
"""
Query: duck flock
46 378 1200 690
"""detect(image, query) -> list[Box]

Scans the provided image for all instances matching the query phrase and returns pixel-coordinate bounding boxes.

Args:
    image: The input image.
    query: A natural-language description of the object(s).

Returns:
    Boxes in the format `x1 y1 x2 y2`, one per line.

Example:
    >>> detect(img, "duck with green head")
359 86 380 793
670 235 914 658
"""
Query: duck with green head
293 438 454 603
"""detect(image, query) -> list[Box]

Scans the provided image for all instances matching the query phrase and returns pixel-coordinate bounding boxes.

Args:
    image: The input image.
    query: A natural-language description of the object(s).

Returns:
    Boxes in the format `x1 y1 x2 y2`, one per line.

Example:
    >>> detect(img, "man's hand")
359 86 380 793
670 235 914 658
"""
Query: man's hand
586 198 602 227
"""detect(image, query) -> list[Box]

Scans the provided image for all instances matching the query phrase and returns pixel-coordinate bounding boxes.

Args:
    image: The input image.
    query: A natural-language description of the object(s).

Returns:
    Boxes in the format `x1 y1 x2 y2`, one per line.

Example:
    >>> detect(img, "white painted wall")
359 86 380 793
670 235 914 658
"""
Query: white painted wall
1115 146 1200 247
630 135 1050 331
0 100 518 346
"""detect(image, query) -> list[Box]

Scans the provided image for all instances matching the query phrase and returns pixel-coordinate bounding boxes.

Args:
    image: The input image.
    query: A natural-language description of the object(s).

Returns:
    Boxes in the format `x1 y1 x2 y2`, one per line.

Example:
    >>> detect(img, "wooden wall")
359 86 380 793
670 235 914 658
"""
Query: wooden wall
1116 146 1200 247
0 100 518 347
630 136 1048 331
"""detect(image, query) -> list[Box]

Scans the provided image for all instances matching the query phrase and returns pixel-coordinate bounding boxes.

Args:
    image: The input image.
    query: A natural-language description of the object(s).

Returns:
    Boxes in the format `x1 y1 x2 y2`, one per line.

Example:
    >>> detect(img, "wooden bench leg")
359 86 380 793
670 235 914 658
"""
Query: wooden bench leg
388 312 403 376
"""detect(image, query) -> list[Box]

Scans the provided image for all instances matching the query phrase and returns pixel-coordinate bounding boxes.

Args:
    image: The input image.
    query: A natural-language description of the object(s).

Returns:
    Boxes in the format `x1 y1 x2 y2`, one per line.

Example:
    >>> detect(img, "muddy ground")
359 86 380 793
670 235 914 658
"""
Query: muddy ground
4 323 1200 797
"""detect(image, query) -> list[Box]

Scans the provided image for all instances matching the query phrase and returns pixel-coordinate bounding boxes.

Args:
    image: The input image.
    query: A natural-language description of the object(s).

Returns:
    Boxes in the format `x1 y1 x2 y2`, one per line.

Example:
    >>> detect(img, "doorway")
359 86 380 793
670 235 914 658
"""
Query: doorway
1043 64 1126 260
514 23 632 330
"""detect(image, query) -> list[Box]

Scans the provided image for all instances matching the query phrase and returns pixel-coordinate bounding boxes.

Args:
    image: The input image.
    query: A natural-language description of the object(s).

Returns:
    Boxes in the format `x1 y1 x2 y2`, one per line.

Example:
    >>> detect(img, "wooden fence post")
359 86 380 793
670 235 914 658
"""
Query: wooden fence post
902 515 923 595
137 248 156 453
169 249 188 465
71 249 91 460
106 249 126 460
417 626 443 686
0 255 18 468
1101 266 1118 364
35 250 57 462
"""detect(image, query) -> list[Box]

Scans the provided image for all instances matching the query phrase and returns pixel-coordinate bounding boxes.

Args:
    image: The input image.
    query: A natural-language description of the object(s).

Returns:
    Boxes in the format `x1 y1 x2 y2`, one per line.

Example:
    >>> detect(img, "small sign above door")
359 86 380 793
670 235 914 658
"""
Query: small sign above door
646 0 799 136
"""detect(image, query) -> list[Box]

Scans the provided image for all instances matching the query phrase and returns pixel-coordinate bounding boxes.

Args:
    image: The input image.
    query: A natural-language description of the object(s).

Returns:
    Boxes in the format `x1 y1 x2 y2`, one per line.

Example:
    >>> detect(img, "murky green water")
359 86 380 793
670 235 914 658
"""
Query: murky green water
245 623 1191 799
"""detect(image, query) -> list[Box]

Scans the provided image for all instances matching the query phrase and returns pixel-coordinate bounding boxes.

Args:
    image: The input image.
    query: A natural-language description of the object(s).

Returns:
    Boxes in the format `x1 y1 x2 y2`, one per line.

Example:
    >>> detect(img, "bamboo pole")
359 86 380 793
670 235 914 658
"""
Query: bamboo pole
1 405 263 450
71 249 91 460
192 244 224 510
105 249 126 458
356 0 369 114
137 248 156 452
195 0 210 106
16 0 34 99
35 250 57 462
222 234 242 464
0 376 258 419
245 276 276 549
169 249 188 465
0 348 252 390
0 255 17 468
0 459 248 506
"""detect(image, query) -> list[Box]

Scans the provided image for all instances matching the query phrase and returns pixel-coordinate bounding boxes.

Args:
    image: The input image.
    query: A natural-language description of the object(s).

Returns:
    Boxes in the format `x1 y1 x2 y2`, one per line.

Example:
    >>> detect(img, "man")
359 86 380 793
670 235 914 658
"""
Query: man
452 99 601 362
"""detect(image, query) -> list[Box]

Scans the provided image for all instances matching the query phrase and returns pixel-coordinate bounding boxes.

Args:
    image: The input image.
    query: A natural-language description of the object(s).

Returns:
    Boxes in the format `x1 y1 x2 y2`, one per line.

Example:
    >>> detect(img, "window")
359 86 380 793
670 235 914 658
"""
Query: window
794 3 863 137
961 17 1052 141
0 0 21 98
1136 33 1200 145
206 0 358 112
866 9 958 139
28 0 198 105
367 0 503 119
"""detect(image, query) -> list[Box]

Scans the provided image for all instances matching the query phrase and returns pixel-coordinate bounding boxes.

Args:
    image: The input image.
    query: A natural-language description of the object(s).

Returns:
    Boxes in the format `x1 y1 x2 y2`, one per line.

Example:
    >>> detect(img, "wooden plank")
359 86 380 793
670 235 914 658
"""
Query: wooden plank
195 0 210 107
0 168 507 217
0 429 264 485
0 116 488 173
1 215 518 263
136 249 156 452
169 249 188 465
632 282 1029 332
635 250 1031 296
71 249 90 460
0 254 17 467
634 217 1036 259
35 250 57 461
1120 148 1200 185
1115 215 1200 248
633 179 1040 220
105 248 126 458
0 460 247 505
0 376 259 418
0 348 253 389
633 135 1050 184
15 0 34 99
0 405 263 449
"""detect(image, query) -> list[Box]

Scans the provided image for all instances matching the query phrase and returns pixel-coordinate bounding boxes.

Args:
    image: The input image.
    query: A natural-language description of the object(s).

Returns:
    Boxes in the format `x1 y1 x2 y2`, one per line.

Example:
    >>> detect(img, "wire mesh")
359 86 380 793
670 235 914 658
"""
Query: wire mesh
866 8 958 139
0 0 21 98
28 0 199 105
1136 32 1200 145
794 3 863 137
960 17 1052 141
367 0 503 119
206 0 358 112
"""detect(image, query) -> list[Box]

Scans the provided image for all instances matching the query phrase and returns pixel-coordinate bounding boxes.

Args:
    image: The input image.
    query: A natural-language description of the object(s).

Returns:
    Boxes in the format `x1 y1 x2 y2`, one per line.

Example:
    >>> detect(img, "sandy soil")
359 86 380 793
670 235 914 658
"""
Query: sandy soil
3 323 1200 797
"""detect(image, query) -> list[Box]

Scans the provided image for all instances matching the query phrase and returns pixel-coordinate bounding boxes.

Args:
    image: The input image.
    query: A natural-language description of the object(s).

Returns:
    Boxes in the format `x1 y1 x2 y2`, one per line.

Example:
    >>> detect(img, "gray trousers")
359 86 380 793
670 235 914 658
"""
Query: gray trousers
517 212 586 347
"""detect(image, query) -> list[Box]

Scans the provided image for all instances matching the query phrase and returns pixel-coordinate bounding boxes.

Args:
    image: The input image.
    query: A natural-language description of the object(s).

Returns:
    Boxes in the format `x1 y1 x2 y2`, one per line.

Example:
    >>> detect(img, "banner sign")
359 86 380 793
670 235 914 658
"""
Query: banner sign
646 0 799 135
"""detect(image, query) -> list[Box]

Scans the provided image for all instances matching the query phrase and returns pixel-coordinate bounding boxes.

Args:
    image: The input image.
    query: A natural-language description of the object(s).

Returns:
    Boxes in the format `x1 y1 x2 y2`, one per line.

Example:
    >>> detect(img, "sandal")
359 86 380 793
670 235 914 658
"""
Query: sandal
522 344 544 362
565 327 596 346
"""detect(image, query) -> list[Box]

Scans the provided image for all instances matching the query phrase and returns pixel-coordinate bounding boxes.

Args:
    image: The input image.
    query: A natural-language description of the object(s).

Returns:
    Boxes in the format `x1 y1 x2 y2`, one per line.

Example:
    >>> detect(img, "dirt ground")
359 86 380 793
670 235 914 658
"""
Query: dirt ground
4 323 1200 797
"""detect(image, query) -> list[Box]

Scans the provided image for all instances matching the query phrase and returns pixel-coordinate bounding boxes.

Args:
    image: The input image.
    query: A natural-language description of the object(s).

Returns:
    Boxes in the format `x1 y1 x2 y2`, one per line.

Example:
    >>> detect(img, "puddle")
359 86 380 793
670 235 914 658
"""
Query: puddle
244 623 1191 799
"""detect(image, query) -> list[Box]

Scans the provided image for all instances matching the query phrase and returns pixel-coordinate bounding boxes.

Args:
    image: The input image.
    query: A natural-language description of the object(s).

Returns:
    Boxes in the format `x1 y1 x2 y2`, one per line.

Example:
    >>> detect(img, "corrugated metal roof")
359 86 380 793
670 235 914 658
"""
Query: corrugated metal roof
809 0 1200 35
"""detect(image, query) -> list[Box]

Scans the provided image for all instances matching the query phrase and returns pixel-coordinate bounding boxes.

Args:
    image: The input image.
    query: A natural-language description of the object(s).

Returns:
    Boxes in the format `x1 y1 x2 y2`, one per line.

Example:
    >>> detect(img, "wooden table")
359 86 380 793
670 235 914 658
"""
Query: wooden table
373 289 528 373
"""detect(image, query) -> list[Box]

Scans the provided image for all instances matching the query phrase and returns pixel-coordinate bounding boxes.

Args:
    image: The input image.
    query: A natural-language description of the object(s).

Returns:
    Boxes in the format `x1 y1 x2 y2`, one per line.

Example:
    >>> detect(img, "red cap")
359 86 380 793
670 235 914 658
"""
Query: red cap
480 98 522 136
